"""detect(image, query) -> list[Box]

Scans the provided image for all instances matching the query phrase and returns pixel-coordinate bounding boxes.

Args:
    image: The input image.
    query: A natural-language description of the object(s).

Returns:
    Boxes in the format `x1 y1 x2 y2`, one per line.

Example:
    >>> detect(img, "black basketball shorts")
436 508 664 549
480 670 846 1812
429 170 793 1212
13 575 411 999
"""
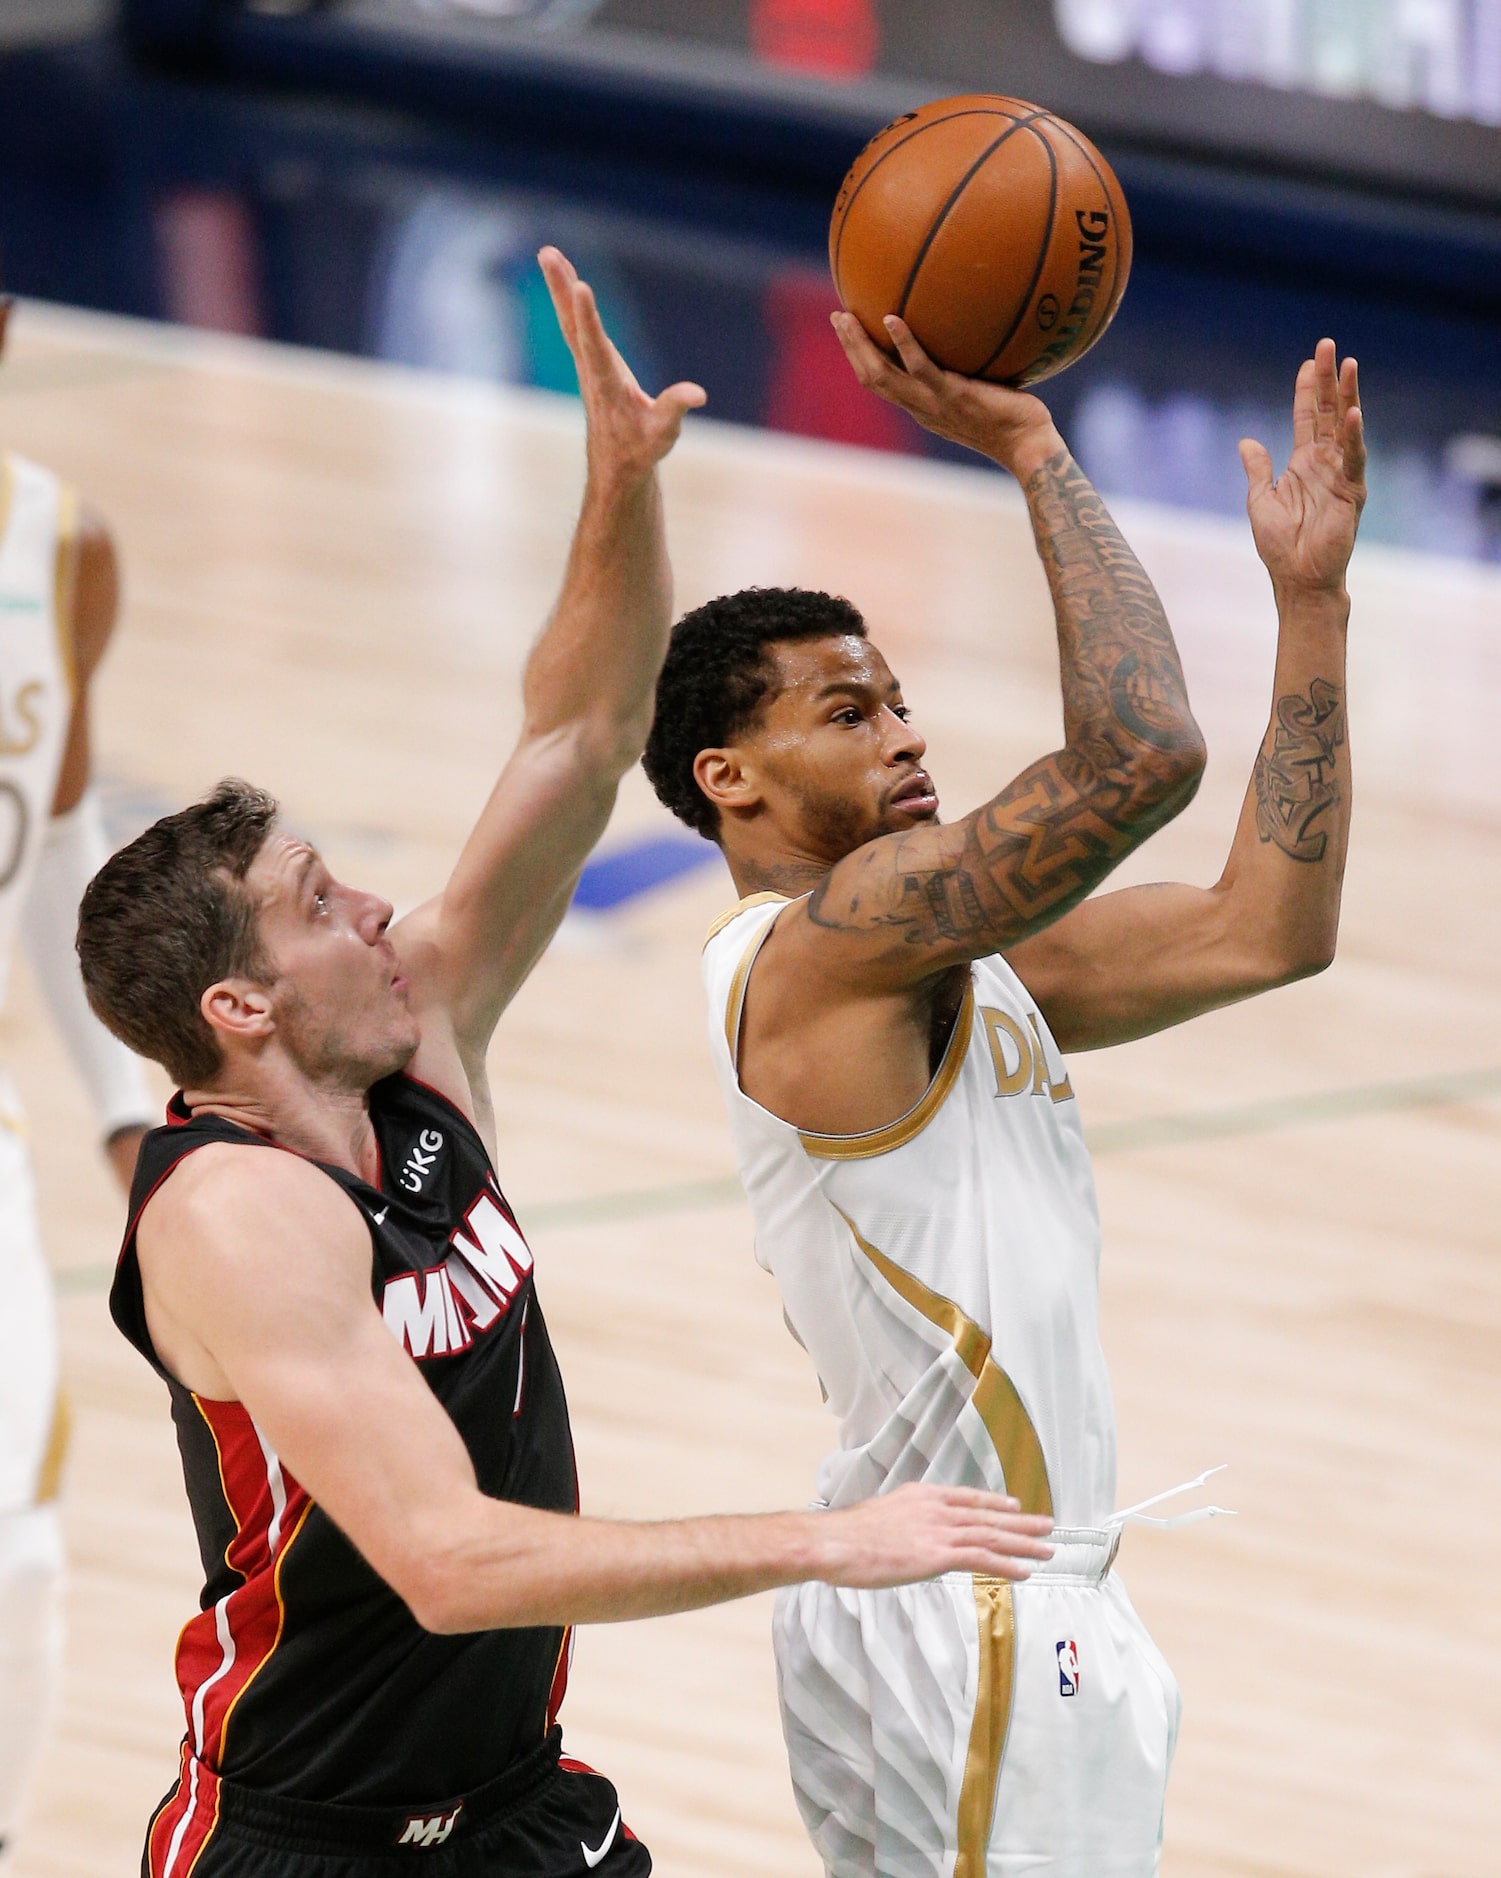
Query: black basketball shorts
141 1730 650 1878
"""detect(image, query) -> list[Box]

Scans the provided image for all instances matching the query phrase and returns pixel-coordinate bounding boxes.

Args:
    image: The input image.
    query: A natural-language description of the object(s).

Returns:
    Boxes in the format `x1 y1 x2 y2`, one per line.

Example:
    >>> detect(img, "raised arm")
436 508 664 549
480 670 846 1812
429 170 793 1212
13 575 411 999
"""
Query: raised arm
1005 341 1365 1049
775 315 1205 991
395 249 704 1070
136 1154 1053 1632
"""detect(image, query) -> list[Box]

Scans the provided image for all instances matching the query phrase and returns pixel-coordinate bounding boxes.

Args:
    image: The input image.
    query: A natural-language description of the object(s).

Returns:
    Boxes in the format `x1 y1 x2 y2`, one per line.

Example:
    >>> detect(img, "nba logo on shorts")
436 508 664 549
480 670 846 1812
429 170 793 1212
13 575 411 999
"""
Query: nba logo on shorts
1056 1639 1080 1697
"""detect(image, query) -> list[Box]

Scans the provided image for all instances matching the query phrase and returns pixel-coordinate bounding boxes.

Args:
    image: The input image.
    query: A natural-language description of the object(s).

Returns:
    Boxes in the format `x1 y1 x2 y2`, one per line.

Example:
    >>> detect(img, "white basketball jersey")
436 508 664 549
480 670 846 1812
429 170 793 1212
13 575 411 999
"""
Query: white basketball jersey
0 455 75 1017
703 893 1117 1527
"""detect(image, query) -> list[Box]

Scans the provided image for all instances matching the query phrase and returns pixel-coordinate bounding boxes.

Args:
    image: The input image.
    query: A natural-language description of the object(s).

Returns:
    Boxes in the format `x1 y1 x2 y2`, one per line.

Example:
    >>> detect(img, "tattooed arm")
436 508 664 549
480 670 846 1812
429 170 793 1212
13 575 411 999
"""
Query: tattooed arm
768 315 1205 991
1006 340 1365 1049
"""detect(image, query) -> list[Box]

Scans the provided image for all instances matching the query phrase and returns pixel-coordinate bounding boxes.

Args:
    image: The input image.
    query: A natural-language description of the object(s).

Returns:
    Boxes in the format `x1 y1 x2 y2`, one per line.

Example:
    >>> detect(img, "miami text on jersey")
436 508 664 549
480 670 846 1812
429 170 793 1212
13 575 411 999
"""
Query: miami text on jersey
380 1176 533 1360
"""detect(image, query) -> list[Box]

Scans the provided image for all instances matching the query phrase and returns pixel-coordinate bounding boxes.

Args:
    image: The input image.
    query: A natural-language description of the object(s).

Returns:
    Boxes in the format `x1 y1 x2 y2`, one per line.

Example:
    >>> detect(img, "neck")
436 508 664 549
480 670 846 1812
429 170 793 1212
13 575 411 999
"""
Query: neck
726 849 831 899
183 1065 381 1184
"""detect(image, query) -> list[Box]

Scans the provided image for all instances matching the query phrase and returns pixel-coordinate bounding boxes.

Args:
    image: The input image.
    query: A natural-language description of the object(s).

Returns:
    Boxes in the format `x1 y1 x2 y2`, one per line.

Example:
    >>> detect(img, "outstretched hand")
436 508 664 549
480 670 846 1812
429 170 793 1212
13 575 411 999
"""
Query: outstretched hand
831 309 1060 476
1240 339 1365 596
539 246 706 480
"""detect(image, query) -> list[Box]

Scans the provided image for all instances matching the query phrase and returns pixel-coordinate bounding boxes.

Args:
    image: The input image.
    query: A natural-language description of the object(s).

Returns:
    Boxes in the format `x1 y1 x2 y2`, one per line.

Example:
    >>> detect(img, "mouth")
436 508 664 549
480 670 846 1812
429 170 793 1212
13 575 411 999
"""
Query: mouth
888 771 940 819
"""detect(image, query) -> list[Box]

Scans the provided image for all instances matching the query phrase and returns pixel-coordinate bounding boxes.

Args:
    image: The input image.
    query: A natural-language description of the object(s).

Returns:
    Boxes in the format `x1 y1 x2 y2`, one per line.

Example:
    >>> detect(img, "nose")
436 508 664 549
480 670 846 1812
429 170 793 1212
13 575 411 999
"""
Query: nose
883 706 925 765
362 891 395 942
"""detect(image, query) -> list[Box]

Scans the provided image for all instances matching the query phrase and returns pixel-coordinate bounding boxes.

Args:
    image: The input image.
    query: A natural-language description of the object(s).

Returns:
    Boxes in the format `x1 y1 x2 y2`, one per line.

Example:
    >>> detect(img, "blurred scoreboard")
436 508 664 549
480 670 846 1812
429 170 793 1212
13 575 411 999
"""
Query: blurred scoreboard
590 0 1501 201
136 0 1501 210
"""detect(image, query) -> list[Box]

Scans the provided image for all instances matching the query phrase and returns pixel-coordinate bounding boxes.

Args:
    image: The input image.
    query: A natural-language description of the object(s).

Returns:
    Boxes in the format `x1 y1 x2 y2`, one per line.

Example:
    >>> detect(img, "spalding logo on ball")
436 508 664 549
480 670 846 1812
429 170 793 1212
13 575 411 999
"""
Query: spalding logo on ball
830 95 1132 387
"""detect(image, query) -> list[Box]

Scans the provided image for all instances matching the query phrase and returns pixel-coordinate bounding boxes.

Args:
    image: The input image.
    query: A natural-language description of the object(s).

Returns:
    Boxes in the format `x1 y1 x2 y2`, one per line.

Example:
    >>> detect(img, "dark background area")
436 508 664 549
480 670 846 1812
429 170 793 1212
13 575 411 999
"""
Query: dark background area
3 3 1501 558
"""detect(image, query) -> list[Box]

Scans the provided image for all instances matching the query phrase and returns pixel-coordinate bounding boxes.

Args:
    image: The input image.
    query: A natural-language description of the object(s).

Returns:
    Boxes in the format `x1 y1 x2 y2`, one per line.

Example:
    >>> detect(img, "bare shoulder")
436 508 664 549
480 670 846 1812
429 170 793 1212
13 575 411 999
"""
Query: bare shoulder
139 1143 366 1291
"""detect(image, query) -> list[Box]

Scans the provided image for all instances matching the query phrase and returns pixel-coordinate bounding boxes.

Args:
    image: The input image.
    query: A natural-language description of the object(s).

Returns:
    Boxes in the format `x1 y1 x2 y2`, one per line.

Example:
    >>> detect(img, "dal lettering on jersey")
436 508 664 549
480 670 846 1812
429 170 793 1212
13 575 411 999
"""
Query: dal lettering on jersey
381 1176 535 1360
980 1006 1075 1105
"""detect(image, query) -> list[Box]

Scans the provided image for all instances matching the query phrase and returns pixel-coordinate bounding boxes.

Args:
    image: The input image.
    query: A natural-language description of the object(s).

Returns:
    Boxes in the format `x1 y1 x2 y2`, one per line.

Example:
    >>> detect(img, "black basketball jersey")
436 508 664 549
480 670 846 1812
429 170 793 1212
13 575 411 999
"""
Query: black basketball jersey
110 1073 579 1810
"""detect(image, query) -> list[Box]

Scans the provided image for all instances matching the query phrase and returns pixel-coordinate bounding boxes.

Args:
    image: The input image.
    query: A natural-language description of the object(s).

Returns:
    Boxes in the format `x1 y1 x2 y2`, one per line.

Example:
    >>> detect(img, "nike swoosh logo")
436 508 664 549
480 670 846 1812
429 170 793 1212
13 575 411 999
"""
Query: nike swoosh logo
371 1206 388 1225
581 1808 620 1869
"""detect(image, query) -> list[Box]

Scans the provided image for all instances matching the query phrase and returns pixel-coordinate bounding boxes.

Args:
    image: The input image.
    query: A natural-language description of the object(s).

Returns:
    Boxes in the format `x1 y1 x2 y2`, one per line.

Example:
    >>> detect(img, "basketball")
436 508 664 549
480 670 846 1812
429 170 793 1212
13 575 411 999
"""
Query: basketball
829 95 1132 387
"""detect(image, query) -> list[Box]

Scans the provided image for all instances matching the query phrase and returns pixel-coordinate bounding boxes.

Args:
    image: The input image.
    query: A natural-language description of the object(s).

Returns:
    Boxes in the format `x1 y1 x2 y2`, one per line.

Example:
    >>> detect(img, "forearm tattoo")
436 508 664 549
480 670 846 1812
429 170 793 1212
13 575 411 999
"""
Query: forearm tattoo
1253 677 1346 862
807 449 1203 957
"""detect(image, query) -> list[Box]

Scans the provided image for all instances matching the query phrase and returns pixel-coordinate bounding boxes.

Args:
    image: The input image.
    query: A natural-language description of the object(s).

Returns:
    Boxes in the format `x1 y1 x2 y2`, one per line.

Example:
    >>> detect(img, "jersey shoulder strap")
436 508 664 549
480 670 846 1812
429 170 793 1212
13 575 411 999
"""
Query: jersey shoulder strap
109 1097 278 1379
701 892 796 1074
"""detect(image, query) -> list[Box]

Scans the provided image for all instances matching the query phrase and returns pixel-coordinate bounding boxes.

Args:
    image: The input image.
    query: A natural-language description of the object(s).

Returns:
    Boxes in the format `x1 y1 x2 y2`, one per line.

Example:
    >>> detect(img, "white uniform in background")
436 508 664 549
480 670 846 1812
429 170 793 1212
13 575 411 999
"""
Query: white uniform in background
0 454 152 1856
703 892 1182 1878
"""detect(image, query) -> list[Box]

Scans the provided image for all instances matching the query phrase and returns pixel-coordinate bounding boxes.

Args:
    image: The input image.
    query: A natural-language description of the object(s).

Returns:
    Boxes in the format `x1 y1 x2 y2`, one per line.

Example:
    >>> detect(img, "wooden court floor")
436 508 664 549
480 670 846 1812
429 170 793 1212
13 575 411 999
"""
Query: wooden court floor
1 302 1498 1877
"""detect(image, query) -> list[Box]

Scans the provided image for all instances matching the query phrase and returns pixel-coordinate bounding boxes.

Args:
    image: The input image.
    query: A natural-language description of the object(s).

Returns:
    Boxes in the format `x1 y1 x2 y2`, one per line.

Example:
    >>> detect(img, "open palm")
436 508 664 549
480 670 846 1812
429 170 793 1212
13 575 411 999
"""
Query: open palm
1240 340 1365 594
539 246 705 478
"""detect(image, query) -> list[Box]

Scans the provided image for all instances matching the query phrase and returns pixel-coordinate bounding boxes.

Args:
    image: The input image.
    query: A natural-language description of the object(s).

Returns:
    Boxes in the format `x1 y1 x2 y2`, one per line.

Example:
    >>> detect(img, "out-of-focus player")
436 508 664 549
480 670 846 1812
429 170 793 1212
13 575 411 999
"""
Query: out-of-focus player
0 294 155 1862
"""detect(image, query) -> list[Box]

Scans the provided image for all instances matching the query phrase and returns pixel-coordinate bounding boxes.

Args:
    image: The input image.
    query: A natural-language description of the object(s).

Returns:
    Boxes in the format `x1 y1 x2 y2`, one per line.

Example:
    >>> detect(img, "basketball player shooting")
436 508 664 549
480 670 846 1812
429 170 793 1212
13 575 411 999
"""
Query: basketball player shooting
642 317 1364 1875
74 253 1051 1878
0 292 156 1865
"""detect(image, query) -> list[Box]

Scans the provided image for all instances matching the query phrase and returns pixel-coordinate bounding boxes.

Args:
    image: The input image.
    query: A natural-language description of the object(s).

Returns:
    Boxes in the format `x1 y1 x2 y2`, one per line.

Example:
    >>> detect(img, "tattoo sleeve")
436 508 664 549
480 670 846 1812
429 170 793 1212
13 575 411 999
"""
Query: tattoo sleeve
1253 677 1346 861
807 448 1205 964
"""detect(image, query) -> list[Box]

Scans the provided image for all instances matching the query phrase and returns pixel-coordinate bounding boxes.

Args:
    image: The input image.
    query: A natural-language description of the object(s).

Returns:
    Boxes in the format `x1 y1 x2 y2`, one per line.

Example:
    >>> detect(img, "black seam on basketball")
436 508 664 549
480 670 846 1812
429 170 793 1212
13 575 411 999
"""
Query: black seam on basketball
832 105 1032 297
975 119 1059 380
1037 114 1127 349
894 113 1048 328
894 111 1044 323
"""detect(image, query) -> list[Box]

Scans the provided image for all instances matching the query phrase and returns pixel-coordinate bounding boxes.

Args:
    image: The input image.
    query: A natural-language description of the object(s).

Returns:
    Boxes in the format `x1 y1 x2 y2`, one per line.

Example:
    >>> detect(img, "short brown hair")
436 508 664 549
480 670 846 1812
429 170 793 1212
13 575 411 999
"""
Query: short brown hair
78 779 279 1088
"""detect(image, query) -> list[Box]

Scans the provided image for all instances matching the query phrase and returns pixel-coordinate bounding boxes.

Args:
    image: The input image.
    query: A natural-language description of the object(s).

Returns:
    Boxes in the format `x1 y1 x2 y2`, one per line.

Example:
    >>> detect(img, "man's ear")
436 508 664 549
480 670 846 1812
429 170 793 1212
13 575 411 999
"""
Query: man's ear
200 979 275 1050
694 746 762 822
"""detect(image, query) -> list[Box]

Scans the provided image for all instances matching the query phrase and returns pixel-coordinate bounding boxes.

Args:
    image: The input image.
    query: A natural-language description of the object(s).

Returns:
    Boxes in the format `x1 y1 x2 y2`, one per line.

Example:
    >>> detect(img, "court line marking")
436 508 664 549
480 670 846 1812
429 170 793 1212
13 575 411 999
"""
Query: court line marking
52 1064 1501 1297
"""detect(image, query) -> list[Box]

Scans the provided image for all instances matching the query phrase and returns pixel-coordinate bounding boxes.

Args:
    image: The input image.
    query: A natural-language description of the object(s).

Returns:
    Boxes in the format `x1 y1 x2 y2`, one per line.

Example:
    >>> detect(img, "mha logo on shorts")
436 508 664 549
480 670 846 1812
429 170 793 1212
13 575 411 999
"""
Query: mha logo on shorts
1056 1639 1081 1697
396 1803 462 1847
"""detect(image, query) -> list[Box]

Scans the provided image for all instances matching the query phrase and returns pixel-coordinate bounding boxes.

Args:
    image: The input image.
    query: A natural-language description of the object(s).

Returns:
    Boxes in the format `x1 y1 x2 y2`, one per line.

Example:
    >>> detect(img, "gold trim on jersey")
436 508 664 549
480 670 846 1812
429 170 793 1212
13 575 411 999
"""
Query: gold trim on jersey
799 981 975 1161
837 1209 1054 1517
955 1577 1016 1878
52 484 81 702
704 890 789 947
722 904 788 1061
34 1388 72 1504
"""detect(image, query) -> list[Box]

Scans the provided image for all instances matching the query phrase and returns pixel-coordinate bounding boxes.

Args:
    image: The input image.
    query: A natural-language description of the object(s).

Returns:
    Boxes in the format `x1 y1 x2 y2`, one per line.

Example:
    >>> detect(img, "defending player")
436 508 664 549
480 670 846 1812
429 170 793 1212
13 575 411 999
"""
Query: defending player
75 256 1051 1878
642 317 1364 1875
0 295 156 1862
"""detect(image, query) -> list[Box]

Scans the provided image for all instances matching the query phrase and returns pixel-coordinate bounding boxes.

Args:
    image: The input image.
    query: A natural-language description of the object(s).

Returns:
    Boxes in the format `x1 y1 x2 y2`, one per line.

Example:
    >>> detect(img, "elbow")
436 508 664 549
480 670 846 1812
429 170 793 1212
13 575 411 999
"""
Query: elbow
394 1540 486 1636
1273 939 1337 984
1135 725 1207 819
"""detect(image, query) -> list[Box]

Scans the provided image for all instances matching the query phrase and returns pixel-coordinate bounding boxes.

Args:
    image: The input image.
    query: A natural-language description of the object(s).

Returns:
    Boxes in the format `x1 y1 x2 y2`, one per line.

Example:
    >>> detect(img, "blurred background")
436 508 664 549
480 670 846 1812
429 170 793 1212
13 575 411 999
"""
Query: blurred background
5 0 1501 555
5 9 1501 1877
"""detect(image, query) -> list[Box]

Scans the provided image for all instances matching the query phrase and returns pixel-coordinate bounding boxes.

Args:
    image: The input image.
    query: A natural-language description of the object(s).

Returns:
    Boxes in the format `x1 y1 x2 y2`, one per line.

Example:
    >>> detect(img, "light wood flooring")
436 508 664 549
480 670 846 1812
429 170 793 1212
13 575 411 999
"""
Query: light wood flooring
2 301 1498 1876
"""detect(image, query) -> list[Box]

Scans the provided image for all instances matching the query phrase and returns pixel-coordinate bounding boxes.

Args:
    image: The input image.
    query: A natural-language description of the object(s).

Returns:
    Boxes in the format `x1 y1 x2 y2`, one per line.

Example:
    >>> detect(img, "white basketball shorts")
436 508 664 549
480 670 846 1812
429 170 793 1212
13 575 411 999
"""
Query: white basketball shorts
0 1114 62 1516
774 1529 1181 1877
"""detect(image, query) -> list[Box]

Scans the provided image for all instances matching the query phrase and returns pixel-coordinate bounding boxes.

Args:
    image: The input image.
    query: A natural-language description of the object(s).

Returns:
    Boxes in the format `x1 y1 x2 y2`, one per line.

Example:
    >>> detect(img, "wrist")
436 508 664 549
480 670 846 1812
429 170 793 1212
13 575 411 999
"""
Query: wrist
992 420 1066 480
1271 578 1351 621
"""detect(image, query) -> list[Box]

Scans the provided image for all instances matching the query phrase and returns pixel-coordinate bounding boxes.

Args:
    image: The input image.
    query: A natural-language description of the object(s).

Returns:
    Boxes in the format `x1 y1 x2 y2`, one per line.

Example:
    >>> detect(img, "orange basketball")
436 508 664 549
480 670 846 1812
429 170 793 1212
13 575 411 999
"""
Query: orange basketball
829 95 1132 387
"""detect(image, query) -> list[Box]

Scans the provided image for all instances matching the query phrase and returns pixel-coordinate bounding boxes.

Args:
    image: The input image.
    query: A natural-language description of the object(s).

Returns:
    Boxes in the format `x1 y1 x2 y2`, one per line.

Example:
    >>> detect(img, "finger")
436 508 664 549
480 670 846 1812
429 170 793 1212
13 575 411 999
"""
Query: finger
1340 404 1366 489
570 280 638 393
883 315 945 389
537 247 580 351
927 1486 1023 1511
656 379 708 414
832 309 898 384
1239 436 1275 503
831 311 932 416
1311 336 1338 442
1291 355 1318 450
1340 354 1360 419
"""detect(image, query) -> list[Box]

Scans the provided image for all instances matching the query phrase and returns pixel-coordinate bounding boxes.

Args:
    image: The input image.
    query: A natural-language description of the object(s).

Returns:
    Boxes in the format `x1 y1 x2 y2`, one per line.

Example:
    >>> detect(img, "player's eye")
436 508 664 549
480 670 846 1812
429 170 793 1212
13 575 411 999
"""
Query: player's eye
833 707 862 725
893 705 911 722
312 890 329 914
